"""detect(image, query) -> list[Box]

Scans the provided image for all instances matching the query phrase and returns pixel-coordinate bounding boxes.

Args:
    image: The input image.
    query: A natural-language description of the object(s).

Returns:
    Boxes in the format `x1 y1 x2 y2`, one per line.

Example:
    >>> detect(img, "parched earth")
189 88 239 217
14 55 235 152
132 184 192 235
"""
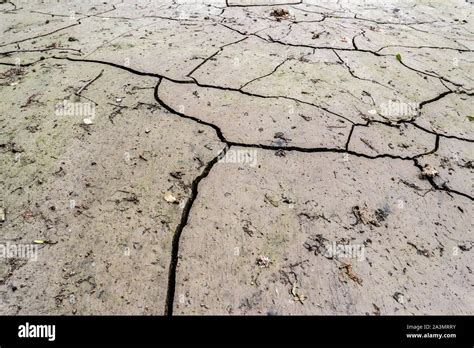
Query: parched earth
0 0 472 315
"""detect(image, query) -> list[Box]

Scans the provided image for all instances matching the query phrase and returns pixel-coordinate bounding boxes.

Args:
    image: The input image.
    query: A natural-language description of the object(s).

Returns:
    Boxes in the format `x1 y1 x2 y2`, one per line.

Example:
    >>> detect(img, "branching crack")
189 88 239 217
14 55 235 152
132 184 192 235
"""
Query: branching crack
2 7 473 315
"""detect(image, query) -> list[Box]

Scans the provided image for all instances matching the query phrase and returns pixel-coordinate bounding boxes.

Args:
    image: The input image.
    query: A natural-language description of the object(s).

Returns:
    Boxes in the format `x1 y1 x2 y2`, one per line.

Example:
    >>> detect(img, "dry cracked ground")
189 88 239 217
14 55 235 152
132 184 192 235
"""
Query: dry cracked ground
0 0 473 316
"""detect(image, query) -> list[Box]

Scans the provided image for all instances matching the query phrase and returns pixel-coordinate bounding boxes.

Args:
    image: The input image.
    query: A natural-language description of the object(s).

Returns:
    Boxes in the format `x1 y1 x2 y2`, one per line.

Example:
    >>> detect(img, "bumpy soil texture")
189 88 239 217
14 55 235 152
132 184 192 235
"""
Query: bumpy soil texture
0 0 472 315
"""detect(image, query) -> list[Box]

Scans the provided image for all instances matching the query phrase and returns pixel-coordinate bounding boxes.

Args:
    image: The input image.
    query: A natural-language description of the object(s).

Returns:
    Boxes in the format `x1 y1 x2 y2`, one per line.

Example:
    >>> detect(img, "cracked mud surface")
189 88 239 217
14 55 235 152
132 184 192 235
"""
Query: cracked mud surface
0 0 472 315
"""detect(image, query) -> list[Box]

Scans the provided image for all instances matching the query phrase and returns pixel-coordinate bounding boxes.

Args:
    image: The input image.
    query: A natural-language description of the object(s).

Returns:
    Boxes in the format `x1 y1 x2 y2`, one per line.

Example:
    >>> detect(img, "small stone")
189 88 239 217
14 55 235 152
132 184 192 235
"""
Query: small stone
164 191 177 203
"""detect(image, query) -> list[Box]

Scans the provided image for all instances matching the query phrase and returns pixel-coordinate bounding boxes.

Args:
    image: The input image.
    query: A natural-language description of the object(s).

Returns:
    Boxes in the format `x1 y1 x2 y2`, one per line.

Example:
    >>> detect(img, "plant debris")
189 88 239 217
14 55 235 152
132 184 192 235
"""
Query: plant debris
170 171 184 179
291 282 306 304
407 241 431 257
352 204 384 227
33 240 57 245
299 114 312 121
0 67 28 86
264 194 279 207
270 8 290 20
303 234 329 256
242 220 256 237
76 69 104 95
274 149 286 157
372 303 381 315
256 255 271 268
420 164 438 178
340 262 363 285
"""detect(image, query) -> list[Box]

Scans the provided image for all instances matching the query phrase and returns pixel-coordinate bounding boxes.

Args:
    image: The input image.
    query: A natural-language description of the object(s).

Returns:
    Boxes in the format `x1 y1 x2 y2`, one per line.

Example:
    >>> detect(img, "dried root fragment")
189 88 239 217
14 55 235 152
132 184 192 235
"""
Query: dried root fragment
291 282 306 304
352 204 385 227
340 262 363 285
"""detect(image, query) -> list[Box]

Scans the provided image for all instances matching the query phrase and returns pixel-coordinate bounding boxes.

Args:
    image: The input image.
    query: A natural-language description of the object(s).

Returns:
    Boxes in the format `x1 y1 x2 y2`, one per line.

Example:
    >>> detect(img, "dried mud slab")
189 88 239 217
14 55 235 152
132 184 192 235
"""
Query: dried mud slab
89 20 243 81
236 49 448 123
332 51 450 122
0 60 223 314
259 17 367 50
1 4 240 78
416 92 474 140
417 137 473 198
0 11 80 48
0 15 156 65
378 48 473 91
5 0 118 17
174 150 473 315
359 23 471 53
190 36 314 88
0 1 118 53
158 79 351 148
349 123 436 158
